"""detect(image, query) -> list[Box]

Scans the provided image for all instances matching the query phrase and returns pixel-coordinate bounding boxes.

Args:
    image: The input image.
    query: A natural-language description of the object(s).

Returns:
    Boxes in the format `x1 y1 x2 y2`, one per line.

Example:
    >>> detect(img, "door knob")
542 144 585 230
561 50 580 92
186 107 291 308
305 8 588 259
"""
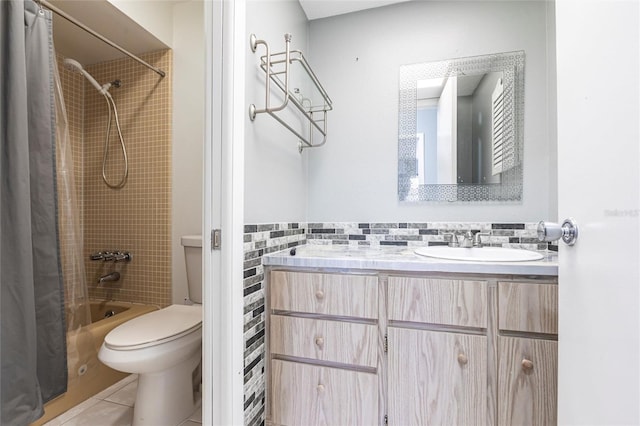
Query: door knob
537 218 578 246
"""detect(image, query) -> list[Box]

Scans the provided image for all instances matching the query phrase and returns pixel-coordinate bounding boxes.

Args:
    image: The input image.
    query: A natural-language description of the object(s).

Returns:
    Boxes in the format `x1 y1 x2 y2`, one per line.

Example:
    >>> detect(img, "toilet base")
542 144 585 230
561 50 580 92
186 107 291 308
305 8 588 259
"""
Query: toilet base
132 349 201 426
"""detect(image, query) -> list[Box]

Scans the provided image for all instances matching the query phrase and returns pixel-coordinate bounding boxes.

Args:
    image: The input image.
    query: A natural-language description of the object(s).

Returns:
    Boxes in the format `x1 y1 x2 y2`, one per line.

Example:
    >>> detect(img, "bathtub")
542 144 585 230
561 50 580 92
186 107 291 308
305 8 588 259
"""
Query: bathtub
31 301 158 425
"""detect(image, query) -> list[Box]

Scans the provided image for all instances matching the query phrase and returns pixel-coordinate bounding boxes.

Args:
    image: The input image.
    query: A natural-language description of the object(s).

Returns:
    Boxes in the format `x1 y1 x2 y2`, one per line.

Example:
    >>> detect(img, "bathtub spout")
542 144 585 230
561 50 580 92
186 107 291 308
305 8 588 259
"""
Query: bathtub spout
98 271 120 286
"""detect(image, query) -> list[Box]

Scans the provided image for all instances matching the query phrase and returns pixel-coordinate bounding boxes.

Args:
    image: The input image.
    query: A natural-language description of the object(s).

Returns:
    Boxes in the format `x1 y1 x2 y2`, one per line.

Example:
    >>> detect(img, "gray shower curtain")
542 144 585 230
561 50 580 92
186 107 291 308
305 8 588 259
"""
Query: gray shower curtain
1 0 68 424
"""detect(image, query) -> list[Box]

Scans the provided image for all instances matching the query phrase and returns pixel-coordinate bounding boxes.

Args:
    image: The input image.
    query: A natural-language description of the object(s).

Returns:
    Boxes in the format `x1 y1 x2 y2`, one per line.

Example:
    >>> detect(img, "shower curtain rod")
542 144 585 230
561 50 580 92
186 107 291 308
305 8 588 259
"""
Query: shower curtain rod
37 0 166 78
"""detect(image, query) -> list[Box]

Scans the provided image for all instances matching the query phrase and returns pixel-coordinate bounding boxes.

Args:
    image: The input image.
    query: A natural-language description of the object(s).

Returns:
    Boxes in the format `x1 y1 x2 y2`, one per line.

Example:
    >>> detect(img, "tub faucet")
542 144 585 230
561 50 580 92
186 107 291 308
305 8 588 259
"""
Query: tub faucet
98 271 120 286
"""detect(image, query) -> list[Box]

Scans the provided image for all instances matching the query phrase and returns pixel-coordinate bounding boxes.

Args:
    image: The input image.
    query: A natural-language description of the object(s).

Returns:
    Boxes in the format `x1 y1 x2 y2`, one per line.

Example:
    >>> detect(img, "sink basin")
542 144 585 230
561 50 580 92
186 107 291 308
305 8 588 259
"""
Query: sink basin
414 246 544 262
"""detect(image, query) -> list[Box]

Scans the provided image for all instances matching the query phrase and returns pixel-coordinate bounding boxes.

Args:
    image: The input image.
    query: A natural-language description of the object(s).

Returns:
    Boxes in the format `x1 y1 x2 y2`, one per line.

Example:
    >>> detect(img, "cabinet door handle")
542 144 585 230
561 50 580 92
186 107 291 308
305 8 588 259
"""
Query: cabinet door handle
457 353 468 365
315 290 324 300
315 336 324 349
522 358 534 371
317 384 325 393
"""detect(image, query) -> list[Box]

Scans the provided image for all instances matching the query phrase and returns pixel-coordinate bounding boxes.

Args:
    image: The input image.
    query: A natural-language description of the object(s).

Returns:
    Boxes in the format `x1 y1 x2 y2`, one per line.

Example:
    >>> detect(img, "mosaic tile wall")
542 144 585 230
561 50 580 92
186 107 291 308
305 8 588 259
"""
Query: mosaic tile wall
243 223 307 426
59 50 173 307
242 221 556 424
306 222 558 251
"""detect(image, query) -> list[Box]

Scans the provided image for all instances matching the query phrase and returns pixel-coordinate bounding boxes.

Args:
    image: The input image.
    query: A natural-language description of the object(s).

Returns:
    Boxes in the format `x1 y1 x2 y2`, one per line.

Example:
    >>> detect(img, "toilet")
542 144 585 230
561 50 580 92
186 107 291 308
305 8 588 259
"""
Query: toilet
98 235 203 426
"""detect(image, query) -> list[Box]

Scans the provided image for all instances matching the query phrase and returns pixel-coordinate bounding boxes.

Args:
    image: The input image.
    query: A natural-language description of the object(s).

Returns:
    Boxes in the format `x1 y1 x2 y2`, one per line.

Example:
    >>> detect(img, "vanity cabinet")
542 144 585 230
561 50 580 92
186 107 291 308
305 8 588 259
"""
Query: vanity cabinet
267 271 380 426
497 336 557 425
388 328 487 425
387 276 489 425
266 269 558 426
496 281 558 426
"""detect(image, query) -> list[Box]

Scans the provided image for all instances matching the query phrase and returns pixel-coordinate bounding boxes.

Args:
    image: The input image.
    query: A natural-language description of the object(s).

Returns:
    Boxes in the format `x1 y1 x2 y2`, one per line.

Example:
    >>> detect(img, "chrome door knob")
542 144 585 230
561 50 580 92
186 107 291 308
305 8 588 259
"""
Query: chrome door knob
537 218 578 246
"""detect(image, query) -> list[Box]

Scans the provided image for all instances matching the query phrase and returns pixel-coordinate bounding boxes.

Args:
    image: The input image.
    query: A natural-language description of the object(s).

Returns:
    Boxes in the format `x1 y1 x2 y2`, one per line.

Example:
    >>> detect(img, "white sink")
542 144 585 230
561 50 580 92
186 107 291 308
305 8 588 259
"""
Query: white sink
414 246 544 262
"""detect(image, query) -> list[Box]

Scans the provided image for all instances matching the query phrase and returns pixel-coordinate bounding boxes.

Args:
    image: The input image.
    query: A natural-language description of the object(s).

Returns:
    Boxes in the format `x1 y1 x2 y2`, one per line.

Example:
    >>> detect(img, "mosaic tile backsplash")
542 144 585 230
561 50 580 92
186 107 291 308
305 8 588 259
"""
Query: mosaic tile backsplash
306 222 556 251
241 221 555 425
243 223 307 426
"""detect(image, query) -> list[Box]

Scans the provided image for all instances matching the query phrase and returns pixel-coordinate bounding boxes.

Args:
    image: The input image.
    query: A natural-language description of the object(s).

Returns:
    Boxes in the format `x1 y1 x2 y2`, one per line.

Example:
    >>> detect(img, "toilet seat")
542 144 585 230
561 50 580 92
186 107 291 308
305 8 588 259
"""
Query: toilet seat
105 304 202 351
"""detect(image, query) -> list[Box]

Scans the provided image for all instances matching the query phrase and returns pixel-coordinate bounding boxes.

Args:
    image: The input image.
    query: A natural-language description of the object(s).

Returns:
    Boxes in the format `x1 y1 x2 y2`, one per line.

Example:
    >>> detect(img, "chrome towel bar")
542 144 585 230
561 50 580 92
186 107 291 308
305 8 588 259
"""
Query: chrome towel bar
249 33 332 153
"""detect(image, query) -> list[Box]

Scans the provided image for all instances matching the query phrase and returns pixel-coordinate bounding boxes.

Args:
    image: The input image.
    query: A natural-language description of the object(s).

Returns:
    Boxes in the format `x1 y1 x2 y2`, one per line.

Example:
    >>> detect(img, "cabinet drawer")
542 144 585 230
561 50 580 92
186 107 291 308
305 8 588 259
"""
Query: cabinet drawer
388 276 487 328
270 315 377 368
270 271 378 318
498 281 558 334
498 336 558 426
271 359 378 426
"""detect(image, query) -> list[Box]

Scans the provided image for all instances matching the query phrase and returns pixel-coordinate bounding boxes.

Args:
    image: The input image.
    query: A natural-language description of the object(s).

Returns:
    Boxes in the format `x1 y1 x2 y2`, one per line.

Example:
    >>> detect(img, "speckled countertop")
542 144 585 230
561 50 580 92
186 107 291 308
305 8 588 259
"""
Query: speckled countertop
263 244 558 276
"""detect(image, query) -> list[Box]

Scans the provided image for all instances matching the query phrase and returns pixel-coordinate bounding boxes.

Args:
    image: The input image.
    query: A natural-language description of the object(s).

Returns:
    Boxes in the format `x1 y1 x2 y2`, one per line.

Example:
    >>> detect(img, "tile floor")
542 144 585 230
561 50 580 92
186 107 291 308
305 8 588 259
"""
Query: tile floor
43 375 202 426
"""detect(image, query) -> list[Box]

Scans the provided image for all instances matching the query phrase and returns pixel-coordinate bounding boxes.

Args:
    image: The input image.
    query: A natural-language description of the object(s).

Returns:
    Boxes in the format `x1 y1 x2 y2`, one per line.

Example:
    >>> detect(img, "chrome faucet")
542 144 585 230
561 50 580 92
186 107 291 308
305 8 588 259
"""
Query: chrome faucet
98 271 120 286
460 230 474 248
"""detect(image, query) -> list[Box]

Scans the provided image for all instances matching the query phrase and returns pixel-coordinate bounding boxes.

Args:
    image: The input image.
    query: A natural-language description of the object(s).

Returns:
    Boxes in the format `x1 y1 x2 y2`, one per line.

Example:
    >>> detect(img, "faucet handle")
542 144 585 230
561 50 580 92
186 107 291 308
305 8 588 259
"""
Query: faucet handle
113 251 132 262
90 252 104 261
443 232 460 247
473 232 491 247
102 251 115 262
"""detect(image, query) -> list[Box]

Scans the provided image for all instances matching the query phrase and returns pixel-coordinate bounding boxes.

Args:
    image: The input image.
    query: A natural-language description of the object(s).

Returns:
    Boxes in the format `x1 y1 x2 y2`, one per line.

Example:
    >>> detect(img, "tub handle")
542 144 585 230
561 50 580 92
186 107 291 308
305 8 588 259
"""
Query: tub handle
90 251 132 262
114 252 132 262
90 252 105 261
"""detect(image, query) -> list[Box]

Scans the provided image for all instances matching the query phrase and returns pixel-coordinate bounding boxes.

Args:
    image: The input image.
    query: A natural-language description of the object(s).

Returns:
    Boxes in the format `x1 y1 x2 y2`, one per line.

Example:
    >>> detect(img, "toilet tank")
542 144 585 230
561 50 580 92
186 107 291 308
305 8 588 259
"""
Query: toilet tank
180 235 202 304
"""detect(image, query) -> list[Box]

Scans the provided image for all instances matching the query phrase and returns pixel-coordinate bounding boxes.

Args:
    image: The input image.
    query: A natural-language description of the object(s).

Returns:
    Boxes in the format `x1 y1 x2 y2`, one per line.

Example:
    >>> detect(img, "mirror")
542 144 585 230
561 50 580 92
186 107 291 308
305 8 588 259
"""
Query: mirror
398 51 524 202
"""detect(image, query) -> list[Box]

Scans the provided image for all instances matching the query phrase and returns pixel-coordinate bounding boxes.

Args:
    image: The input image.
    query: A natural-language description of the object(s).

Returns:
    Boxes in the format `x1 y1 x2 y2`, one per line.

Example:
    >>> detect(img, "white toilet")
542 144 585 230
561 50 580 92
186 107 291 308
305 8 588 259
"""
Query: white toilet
99 235 203 426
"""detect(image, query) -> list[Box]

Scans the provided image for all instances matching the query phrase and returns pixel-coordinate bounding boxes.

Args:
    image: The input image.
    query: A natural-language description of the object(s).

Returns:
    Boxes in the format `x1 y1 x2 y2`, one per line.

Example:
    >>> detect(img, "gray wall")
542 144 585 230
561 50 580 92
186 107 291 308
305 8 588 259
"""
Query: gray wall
245 0 309 224
307 1 556 222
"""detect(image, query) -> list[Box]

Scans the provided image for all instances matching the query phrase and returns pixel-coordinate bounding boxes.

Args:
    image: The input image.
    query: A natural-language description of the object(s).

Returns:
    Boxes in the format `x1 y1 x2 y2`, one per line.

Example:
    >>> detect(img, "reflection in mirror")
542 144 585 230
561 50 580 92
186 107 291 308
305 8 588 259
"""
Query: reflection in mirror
398 51 524 202
416 72 502 185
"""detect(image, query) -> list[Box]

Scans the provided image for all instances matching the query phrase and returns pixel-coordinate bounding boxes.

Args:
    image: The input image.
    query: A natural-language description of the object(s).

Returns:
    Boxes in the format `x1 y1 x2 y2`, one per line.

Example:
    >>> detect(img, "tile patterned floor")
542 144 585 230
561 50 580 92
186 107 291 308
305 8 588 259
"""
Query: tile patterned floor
43 375 202 426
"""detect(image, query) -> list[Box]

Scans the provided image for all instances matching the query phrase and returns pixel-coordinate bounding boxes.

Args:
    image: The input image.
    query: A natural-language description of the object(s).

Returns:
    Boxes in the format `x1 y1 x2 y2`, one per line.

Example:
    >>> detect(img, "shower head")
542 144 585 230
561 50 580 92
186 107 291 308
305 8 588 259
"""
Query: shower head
62 57 84 72
63 58 108 95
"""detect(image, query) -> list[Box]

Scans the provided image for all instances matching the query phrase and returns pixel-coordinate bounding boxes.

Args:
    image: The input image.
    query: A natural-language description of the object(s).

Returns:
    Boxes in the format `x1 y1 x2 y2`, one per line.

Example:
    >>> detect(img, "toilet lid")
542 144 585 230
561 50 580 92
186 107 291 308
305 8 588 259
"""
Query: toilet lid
105 304 202 350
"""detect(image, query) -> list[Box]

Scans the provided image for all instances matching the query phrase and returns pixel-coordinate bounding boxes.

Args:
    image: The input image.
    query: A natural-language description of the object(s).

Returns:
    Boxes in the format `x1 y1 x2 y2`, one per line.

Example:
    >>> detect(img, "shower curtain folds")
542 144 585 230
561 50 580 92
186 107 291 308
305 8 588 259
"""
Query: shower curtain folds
1 0 68 424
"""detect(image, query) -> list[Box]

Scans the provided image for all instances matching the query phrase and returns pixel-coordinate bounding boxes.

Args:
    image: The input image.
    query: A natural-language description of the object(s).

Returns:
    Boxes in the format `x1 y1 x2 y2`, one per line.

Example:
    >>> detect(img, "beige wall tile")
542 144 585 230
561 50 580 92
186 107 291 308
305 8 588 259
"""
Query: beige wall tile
58 50 173 308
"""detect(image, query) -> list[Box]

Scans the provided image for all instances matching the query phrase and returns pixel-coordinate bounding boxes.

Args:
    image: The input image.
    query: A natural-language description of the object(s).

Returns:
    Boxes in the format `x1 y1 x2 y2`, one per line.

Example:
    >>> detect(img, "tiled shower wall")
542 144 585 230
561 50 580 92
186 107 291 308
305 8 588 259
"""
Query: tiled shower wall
242 221 556 424
58 50 173 307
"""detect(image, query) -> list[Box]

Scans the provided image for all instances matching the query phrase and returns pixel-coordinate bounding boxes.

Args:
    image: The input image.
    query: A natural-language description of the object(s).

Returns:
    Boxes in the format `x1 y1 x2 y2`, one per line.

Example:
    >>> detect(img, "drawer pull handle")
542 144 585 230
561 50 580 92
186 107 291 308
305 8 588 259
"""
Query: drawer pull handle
457 353 468 365
317 384 325 393
522 358 534 371
315 290 324 300
315 337 324 348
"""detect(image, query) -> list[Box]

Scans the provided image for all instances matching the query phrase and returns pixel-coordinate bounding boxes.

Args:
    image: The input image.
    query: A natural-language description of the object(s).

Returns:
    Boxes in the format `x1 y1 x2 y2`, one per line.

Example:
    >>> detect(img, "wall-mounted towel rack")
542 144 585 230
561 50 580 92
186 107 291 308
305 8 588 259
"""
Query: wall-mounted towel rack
249 33 332 153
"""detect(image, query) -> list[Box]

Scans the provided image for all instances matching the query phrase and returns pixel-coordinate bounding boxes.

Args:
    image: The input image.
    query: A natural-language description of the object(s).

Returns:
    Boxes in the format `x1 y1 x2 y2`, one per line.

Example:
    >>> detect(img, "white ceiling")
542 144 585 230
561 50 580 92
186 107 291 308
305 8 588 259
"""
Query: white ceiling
49 0 410 66
299 0 411 20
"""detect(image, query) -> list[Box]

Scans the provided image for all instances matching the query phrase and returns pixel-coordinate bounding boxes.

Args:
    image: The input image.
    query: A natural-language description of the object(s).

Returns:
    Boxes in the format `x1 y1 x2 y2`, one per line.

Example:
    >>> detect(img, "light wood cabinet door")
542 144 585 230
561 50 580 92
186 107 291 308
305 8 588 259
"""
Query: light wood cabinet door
270 315 378 368
271 271 378 318
271 359 378 426
498 336 557 426
388 276 487 328
498 282 558 334
388 328 487 426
